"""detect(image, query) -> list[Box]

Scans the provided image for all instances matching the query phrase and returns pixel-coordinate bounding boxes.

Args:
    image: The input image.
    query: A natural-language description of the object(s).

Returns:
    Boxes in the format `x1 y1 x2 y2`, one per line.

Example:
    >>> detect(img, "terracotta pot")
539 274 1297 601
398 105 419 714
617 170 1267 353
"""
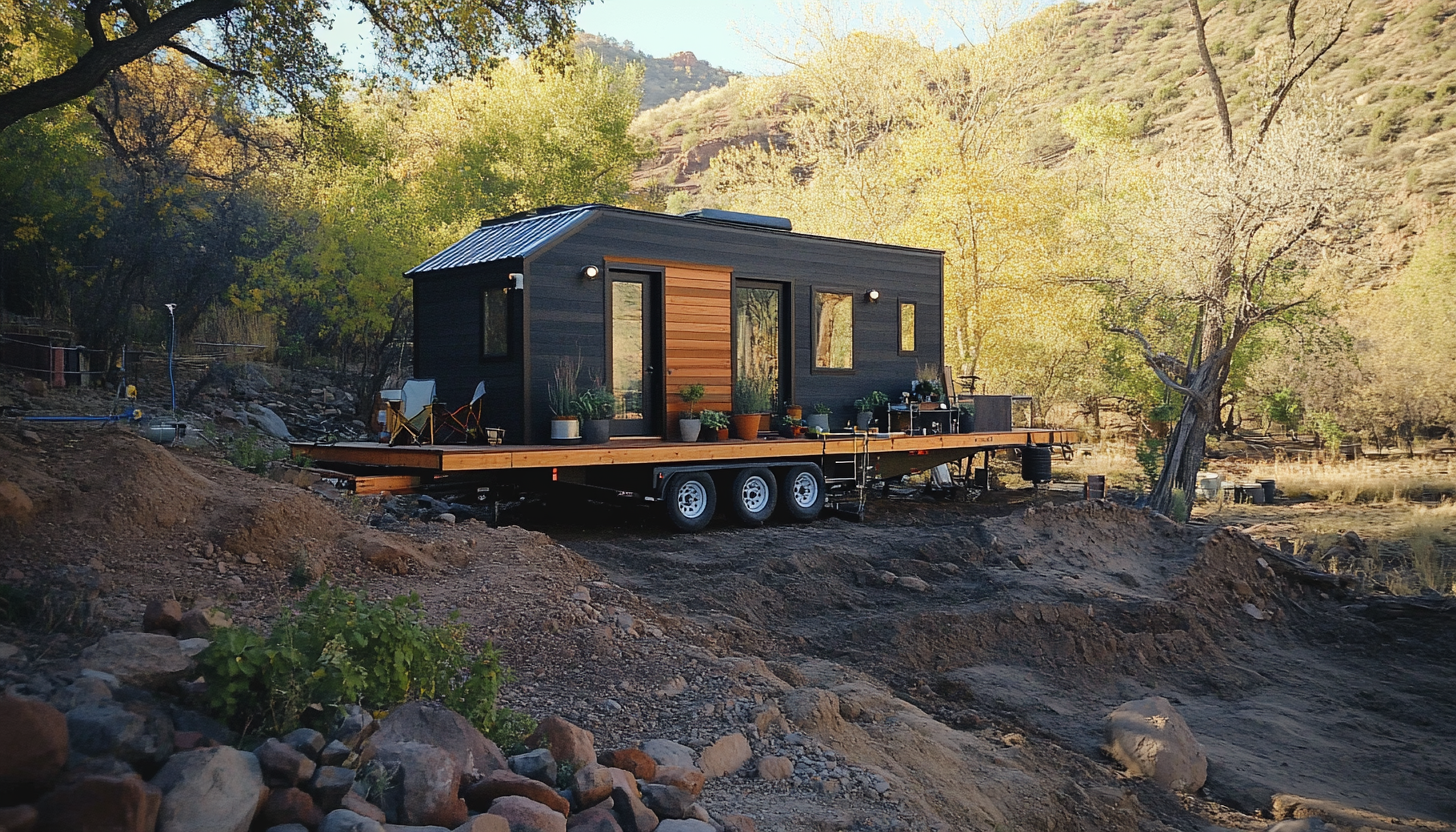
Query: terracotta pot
785 405 803 420
758 413 771 432
731 413 761 440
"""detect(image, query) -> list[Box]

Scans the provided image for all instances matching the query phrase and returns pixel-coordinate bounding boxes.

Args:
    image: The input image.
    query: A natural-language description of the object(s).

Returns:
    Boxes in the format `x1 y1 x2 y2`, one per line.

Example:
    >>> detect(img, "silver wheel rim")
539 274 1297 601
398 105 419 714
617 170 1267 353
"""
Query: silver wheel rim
676 480 708 519
741 475 771 514
791 471 819 508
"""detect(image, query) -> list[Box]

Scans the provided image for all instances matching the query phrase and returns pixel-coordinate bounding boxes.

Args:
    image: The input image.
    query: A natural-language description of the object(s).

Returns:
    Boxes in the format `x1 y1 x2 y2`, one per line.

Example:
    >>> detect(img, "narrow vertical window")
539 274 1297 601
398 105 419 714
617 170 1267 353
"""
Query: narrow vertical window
482 289 508 358
813 290 854 370
899 301 916 353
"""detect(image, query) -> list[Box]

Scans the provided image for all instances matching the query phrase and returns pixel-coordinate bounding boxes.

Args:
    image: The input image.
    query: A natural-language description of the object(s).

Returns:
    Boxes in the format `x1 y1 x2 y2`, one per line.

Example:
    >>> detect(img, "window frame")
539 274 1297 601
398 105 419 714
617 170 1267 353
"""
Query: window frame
810 287 856 374
898 299 917 356
480 285 512 361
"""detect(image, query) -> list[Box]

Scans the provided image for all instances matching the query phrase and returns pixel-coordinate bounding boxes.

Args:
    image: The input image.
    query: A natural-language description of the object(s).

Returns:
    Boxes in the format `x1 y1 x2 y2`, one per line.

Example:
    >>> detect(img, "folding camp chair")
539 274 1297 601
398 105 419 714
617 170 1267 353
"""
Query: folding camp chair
385 379 438 446
439 381 502 445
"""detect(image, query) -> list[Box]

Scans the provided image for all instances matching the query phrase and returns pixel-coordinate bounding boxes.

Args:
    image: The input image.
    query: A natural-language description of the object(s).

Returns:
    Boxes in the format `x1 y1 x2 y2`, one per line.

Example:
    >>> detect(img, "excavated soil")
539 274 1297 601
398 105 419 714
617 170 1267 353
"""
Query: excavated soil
4 420 1456 831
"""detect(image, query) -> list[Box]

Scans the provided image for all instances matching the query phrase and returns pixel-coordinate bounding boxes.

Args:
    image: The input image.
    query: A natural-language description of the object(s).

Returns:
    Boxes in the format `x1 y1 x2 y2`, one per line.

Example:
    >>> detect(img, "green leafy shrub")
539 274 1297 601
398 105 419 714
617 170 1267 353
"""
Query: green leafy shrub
197 582 530 744
225 428 288 473
1135 437 1165 486
699 409 729 430
1264 388 1302 434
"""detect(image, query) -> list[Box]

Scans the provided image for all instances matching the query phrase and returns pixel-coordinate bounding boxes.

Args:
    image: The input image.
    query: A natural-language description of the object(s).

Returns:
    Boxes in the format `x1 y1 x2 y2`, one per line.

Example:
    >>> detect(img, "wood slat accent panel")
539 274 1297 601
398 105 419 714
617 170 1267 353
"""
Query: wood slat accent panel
664 264 732 439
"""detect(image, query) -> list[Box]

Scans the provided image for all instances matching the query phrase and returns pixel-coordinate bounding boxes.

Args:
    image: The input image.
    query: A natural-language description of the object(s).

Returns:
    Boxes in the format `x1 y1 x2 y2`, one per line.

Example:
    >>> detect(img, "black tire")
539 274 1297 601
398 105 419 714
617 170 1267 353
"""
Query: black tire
778 463 825 522
729 467 778 527
664 472 716 532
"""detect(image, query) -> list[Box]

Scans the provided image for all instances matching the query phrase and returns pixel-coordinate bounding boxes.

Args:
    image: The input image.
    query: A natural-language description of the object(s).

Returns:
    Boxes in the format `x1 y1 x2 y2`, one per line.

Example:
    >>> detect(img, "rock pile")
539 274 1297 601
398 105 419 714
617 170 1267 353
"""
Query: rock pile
0 610 766 832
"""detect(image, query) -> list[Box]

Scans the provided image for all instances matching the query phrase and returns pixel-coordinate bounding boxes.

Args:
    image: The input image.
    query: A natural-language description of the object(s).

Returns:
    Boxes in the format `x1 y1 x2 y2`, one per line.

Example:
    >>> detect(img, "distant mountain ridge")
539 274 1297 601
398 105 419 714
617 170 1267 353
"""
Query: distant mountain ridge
576 33 738 110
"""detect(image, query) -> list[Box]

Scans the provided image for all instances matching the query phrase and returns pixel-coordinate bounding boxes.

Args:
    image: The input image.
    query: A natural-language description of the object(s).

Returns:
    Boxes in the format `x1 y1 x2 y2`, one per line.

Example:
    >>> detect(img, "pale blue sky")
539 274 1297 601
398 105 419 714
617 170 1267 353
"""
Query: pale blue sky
321 1 1000 77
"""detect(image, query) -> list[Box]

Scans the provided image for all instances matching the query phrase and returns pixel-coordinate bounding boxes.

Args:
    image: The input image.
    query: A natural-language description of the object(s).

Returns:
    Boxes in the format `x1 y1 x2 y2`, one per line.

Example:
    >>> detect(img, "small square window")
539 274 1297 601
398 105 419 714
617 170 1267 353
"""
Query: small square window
482 289 508 358
899 301 916 353
813 290 854 370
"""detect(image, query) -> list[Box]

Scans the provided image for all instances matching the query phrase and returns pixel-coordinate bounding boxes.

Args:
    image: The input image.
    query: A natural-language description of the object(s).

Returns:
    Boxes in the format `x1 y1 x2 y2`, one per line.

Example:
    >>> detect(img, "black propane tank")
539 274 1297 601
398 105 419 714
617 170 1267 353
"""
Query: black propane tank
1021 445 1053 485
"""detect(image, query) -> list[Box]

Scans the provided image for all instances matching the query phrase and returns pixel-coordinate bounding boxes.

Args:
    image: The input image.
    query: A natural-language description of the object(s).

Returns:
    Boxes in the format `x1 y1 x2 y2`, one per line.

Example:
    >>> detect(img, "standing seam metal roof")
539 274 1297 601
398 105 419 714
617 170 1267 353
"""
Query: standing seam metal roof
406 206 595 275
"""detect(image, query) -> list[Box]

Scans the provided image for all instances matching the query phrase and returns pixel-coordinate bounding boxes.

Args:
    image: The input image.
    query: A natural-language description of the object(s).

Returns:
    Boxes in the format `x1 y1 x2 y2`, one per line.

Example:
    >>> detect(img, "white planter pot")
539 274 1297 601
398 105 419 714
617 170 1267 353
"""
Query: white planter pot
550 417 580 440
679 418 702 442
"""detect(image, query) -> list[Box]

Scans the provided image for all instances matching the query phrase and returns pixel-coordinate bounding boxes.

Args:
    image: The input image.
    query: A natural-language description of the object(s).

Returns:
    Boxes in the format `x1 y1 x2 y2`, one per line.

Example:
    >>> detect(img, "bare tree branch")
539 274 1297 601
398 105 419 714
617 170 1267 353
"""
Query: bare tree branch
1110 327 1208 405
1185 0 1234 157
165 40 255 78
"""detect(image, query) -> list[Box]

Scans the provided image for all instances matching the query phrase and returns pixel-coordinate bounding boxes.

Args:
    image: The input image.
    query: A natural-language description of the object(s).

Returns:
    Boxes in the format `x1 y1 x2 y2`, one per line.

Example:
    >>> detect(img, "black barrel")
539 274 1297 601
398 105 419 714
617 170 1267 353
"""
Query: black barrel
1085 474 1106 500
1258 479 1276 503
1021 445 1053 484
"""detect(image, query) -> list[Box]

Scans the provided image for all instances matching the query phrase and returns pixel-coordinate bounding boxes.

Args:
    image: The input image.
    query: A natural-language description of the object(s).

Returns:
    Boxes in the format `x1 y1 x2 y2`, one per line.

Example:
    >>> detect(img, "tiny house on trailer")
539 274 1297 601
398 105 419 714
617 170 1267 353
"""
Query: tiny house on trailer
292 205 1079 531
408 205 944 444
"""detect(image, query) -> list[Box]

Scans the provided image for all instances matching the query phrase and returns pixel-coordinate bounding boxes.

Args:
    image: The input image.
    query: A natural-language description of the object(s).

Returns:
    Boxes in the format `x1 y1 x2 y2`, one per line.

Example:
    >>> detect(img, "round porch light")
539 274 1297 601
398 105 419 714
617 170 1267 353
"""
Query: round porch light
865 289 881 302
580 264 602 279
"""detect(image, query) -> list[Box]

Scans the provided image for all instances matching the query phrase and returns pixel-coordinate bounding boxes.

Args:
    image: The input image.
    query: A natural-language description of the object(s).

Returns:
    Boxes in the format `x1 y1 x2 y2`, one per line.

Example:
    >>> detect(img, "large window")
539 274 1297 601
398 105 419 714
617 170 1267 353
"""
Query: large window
813 290 854 370
899 301 916 353
481 289 508 358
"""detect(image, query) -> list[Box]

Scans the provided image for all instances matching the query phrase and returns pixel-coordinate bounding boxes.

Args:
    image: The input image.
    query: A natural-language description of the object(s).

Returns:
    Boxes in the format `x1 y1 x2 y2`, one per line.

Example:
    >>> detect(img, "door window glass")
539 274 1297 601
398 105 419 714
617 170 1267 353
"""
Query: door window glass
612 281 645 419
813 290 854 369
735 286 781 407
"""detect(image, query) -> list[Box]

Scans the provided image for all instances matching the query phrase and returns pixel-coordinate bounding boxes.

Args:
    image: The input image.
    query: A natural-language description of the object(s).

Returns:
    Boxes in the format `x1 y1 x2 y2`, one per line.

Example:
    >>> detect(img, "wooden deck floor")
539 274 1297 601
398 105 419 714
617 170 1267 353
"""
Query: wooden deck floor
291 429 1079 472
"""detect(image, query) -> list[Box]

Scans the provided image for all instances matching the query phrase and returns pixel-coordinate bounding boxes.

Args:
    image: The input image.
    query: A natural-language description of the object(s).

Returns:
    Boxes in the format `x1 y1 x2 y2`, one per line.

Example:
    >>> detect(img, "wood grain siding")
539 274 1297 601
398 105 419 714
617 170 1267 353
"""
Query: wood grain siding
663 265 731 438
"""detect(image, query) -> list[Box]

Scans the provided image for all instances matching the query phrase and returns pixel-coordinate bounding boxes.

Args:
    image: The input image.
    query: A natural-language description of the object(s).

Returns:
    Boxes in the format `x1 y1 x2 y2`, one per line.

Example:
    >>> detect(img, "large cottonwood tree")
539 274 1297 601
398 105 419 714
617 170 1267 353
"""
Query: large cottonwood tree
1115 0 1363 514
0 0 582 132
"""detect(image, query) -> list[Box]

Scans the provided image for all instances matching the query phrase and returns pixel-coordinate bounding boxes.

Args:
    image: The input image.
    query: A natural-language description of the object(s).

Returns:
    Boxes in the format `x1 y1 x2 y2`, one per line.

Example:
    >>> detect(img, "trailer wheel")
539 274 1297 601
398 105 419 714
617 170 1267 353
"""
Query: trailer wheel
778 463 825 522
664 472 716 532
729 467 778 527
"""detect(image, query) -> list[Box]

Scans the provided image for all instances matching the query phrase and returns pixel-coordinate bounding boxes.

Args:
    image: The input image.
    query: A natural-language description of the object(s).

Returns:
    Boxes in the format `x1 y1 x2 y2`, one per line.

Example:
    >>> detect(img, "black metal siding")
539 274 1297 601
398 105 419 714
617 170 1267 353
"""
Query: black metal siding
412 259 526 444
519 212 942 442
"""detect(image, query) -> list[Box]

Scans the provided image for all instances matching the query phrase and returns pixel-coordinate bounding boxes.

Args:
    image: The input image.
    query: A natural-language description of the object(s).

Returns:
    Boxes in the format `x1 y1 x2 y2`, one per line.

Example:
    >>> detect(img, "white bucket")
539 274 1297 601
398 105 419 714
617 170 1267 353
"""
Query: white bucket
1196 472 1223 501
550 417 580 441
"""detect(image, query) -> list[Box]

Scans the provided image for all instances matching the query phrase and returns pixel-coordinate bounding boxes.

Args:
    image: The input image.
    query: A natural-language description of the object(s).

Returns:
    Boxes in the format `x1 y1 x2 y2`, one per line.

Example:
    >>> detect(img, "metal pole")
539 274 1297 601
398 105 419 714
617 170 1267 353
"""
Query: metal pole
165 303 177 415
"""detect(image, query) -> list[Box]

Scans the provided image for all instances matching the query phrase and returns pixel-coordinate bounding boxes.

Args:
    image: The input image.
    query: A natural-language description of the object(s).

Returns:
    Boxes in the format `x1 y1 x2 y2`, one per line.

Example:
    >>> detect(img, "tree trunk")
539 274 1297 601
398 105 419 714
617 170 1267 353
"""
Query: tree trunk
1147 358 1227 517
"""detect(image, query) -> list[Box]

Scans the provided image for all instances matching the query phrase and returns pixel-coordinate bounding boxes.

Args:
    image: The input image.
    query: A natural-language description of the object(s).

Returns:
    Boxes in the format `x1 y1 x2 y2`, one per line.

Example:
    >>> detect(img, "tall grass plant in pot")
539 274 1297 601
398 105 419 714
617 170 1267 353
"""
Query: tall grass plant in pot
548 356 582 441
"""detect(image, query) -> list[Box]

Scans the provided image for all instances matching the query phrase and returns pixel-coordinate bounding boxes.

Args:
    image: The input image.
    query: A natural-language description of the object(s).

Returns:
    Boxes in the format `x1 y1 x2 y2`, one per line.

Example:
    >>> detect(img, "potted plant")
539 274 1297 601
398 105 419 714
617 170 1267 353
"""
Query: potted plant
913 363 943 403
699 409 729 441
548 356 581 442
778 415 805 438
733 377 773 439
678 384 705 442
807 403 833 432
784 402 803 421
854 391 888 431
575 386 615 444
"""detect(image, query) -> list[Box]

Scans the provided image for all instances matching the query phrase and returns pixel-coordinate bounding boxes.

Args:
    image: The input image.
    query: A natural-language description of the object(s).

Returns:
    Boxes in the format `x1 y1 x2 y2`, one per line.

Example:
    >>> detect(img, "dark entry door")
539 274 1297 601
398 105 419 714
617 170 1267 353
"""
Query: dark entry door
735 280 788 410
609 269 659 436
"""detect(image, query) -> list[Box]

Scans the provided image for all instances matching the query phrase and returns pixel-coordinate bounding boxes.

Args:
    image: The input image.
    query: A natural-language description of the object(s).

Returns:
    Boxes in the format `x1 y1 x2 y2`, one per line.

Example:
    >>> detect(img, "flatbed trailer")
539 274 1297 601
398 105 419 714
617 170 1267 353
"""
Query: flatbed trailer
291 428 1078 531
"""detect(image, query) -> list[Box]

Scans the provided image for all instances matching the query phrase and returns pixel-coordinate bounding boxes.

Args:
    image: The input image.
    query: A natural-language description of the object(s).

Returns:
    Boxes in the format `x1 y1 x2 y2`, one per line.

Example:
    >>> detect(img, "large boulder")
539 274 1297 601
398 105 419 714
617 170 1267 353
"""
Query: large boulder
0 695 68 797
373 701 507 781
143 599 184 634
780 689 844 735
648 768 701 799
309 765 357 811
639 741 693 771
462 770 570 817
487 796 567 832
1104 696 1207 793
597 749 655 781
566 805 623 832
260 787 324 829
571 763 614 808
177 608 232 640
638 785 692 821
696 734 750 779
34 773 161 832
454 816 511 832
80 633 192 689
320 808 386 832
150 746 266 832
0 481 33 527
256 737 317 787
374 741 469 828
66 701 174 765
526 717 595 770
609 786 657 832
654 822 713 832
509 748 558 786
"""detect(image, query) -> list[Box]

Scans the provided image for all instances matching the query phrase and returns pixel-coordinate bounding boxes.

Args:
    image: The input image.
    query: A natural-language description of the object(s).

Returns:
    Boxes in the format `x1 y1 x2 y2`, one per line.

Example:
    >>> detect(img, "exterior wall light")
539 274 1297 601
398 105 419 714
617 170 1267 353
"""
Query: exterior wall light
509 273 524 290
580 265 601 280
865 289 881 302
